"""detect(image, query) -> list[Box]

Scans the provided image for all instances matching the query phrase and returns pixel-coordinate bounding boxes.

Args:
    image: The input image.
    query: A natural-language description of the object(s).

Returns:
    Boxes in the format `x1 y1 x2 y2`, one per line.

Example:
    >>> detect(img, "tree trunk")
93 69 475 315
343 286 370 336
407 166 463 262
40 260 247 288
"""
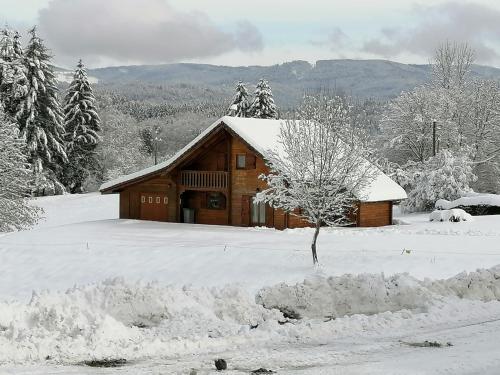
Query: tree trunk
311 220 321 264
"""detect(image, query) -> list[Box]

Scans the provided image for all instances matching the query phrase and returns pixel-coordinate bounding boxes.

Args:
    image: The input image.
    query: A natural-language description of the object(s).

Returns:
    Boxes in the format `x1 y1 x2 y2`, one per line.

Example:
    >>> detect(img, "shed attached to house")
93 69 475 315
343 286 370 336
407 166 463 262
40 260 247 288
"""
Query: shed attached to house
100 116 407 228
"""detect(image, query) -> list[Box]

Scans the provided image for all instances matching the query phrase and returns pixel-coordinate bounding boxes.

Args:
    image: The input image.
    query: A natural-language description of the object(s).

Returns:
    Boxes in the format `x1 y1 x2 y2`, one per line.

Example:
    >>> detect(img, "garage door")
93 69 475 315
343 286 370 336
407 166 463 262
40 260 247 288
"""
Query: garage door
140 193 168 221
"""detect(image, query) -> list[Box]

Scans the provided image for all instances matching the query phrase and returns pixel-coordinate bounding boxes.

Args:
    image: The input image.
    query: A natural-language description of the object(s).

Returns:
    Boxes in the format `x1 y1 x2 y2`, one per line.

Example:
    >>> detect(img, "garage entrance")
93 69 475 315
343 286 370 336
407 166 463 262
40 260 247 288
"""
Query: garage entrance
140 193 168 221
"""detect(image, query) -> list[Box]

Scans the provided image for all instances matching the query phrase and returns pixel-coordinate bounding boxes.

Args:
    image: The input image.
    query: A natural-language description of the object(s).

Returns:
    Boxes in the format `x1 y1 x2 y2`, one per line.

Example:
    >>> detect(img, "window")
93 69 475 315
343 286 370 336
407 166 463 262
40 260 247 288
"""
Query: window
251 199 266 225
207 192 226 210
236 154 246 169
141 196 146 203
164 197 169 205
236 153 256 170
148 197 153 204
156 197 161 204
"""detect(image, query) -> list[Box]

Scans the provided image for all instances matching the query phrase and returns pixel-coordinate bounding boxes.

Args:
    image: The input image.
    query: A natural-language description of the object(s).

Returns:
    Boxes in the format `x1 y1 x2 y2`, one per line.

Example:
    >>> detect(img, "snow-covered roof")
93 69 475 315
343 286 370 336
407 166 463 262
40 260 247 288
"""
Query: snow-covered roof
436 193 500 209
100 116 407 202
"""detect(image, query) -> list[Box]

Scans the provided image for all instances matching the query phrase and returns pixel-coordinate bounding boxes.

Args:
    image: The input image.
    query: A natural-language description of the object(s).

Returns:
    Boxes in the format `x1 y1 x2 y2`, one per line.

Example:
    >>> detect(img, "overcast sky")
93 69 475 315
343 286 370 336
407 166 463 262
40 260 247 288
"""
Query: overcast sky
1 0 500 68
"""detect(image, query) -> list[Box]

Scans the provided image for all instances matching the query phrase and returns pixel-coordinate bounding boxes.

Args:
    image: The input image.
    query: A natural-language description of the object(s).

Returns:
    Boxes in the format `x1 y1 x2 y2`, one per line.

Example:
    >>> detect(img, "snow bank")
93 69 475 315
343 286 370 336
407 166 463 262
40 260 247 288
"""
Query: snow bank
257 266 500 320
428 266 500 302
429 209 473 222
436 193 500 210
2 267 500 364
256 273 431 319
257 273 433 319
0 278 281 363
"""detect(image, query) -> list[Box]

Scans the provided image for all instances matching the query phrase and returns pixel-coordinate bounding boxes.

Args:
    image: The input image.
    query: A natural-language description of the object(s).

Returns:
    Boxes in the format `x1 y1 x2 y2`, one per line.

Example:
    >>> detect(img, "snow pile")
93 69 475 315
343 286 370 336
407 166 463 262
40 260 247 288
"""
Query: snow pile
256 273 432 319
0 278 281 363
429 209 473 222
257 266 500 320
436 193 500 210
2 267 500 364
429 266 500 302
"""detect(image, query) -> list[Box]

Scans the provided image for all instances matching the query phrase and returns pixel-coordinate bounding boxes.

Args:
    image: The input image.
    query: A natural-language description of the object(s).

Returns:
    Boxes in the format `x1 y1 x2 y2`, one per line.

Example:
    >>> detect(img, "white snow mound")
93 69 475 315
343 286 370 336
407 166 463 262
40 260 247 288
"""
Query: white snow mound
1 267 500 364
0 278 281 363
436 192 500 210
429 209 473 222
257 266 500 319
257 273 431 319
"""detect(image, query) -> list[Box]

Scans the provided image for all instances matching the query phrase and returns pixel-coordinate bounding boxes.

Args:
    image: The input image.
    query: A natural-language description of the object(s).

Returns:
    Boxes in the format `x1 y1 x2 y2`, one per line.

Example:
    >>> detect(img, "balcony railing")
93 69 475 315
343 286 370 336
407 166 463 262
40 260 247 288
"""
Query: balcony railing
180 170 228 190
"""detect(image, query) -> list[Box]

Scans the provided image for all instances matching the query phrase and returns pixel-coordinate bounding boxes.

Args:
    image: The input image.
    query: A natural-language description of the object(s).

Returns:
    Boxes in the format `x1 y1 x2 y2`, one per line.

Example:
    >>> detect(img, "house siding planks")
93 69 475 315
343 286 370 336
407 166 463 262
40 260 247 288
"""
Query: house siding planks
118 174 176 222
230 138 269 226
357 201 393 227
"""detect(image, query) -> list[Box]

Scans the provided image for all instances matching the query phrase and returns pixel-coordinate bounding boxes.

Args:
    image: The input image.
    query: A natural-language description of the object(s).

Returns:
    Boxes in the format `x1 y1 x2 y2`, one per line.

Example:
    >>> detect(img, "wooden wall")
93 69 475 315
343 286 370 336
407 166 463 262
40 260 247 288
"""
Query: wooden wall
181 190 228 225
182 137 228 171
118 174 177 222
230 138 269 226
357 201 393 227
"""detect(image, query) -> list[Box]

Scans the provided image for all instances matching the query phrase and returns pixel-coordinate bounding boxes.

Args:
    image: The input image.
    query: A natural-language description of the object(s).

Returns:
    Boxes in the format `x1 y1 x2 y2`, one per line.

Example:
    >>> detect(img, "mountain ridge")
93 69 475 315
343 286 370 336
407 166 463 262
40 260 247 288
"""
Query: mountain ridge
57 59 500 106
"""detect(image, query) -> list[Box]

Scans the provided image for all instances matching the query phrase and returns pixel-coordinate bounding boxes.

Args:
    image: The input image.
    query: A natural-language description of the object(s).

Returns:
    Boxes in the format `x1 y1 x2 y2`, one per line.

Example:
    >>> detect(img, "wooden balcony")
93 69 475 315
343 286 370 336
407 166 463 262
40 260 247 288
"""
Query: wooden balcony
180 170 228 190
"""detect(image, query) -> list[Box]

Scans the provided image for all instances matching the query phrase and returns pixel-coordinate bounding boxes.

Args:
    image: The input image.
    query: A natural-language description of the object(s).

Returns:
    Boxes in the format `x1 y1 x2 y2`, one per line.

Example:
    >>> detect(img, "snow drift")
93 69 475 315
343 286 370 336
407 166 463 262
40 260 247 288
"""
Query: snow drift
0 279 281 363
1 267 500 364
257 266 500 319
429 209 473 222
256 273 431 319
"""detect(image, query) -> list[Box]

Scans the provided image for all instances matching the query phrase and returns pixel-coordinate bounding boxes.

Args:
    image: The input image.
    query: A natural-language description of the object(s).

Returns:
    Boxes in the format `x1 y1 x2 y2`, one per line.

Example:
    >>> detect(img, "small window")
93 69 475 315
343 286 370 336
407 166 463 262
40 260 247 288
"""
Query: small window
207 192 226 210
164 197 168 205
141 196 146 203
148 197 153 204
236 154 246 169
156 197 161 204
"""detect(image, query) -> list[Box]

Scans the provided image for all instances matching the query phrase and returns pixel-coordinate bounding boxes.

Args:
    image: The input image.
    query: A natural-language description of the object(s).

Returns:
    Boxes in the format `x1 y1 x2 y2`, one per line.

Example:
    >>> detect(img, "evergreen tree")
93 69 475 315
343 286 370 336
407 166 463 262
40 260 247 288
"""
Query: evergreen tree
16 27 67 196
12 30 23 57
227 81 249 117
249 79 278 119
61 60 101 193
0 27 28 119
0 107 42 231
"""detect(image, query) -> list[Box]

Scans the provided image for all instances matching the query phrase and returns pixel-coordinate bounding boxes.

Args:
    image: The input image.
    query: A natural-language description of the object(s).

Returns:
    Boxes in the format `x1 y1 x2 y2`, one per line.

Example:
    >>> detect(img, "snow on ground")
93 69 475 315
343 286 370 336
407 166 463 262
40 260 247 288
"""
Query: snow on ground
1 194 500 301
2 193 500 373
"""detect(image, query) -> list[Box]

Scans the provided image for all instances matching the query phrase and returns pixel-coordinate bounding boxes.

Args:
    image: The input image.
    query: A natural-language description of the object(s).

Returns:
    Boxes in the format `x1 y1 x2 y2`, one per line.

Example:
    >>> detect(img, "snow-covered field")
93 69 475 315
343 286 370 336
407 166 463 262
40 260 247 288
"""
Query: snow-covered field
1 193 500 374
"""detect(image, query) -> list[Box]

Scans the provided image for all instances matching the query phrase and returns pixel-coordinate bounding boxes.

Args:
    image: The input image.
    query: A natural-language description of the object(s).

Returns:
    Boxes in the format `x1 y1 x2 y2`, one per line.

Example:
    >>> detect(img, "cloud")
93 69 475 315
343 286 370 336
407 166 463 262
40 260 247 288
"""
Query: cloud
37 0 263 66
310 27 348 50
362 1 500 63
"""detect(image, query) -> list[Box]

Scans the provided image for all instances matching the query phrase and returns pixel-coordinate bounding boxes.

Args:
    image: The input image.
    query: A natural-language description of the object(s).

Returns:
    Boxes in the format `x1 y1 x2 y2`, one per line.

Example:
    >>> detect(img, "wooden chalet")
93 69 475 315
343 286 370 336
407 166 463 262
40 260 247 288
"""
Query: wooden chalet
100 116 407 228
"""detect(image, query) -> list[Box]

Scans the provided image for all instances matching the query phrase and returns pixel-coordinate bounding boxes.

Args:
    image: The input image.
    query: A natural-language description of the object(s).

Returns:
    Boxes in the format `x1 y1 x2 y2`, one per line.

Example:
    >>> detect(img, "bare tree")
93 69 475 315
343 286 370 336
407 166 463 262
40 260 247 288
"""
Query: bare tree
432 41 474 90
381 41 500 193
255 96 375 264
381 87 437 163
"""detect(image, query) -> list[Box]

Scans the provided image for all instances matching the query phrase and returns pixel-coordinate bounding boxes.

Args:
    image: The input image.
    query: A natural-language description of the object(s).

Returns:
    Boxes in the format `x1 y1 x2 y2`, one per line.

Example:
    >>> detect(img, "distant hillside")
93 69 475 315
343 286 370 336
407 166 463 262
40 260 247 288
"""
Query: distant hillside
57 59 500 107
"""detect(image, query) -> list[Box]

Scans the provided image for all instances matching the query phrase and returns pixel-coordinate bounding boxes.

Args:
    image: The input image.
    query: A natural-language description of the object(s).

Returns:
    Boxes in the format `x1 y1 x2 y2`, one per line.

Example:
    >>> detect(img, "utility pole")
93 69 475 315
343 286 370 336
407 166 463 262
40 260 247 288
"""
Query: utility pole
153 126 162 165
432 120 437 157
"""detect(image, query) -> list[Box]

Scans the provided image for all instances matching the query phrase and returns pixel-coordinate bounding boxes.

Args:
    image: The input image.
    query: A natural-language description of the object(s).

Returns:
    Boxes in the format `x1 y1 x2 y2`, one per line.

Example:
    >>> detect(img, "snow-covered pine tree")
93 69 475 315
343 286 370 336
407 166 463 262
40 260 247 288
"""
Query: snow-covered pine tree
0 27 28 119
394 149 477 212
249 79 278 119
227 81 249 117
12 30 23 58
61 60 101 193
0 107 42 231
16 27 67 196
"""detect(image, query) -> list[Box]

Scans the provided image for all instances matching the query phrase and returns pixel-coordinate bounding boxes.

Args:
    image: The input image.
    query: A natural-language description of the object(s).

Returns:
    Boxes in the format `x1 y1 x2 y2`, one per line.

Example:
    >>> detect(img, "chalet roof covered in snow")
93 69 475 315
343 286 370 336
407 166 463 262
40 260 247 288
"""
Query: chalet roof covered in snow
100 116 407 202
